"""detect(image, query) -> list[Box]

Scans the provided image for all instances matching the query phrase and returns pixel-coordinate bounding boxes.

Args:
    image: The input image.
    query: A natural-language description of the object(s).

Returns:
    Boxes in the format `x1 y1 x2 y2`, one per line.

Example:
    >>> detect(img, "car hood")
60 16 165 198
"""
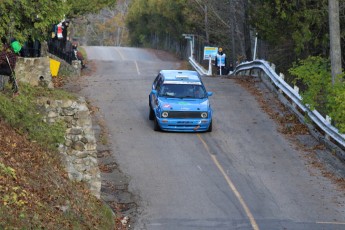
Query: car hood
158 97 210 111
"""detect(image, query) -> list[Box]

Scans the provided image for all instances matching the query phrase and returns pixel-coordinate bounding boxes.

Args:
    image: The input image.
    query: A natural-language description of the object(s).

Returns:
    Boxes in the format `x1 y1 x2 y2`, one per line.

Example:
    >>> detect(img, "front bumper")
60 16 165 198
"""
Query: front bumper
156 117 212 132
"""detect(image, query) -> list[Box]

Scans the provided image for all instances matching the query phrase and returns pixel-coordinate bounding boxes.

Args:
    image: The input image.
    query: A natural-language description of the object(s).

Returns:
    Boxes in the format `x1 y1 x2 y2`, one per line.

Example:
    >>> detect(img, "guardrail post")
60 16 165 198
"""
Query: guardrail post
292 85 299 108
279 73 285 80
271 63 276 72
325 115 332 140
278 73 285 93
252 69 256 77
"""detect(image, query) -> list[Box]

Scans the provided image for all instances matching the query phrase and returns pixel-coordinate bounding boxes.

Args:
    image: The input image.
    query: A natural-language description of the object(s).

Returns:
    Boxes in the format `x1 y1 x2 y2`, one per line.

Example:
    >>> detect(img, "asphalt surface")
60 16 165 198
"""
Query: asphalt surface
75 46 345 230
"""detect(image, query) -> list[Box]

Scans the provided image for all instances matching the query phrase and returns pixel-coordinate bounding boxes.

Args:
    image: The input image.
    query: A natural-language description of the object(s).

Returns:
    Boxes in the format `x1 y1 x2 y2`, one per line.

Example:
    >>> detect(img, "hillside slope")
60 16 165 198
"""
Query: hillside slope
0 118 115 228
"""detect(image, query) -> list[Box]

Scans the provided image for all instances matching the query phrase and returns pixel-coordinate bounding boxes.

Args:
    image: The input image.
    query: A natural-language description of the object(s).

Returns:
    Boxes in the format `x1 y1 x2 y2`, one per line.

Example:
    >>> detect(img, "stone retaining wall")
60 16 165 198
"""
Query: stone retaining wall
47 54 82 78
15 57 54 88
36 96 101 198
14 55 81 89
3 47 99 197
2 41 81 91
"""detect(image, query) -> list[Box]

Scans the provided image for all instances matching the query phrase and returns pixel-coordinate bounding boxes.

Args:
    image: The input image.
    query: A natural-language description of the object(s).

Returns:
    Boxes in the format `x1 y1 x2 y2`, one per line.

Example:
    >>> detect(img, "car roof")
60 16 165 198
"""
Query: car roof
159 70 201 84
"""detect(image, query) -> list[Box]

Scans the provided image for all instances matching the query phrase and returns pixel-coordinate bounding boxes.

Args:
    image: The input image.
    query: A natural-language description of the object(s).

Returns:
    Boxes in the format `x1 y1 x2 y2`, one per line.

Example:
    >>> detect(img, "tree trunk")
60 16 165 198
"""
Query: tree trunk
329 0 342 85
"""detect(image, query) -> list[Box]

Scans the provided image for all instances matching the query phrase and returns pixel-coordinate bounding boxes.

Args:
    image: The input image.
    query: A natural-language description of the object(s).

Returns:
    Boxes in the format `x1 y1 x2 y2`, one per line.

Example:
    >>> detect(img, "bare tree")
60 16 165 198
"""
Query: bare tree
71 0 130 46
204 0 250 63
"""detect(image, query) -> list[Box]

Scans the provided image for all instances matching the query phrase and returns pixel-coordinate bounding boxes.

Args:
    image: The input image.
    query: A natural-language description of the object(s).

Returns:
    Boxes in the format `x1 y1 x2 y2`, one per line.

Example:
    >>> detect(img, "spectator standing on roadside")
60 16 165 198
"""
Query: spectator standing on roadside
214 47 227 75
72 43 86 69
0 36 19 94
62 20 69 51
64 37 73 62
33 38 41 57
229 63 234 73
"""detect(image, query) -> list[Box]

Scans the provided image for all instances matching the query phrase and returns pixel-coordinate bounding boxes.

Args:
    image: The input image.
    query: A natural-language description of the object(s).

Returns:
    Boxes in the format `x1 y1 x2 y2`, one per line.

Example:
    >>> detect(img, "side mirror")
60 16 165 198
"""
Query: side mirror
207 92 213 96
151 89 157 95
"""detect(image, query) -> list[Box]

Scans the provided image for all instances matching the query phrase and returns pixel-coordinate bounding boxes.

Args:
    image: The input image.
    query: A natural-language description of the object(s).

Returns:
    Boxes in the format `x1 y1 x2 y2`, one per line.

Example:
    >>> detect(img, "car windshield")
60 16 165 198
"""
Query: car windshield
158 84 207 99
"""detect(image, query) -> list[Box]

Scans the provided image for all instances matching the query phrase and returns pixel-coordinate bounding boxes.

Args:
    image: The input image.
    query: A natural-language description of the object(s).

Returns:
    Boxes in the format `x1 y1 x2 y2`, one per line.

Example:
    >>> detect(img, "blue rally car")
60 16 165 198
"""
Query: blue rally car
149 70 213 132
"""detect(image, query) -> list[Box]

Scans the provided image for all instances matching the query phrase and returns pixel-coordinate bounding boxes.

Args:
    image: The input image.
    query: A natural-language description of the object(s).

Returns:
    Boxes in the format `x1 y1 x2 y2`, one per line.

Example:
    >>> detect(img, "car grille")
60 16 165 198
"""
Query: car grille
168 111 202 118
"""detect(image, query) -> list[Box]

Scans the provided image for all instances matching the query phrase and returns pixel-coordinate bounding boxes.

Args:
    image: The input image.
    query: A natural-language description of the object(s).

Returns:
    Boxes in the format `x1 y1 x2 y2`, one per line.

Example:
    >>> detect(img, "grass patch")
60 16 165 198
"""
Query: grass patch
0 83 76 150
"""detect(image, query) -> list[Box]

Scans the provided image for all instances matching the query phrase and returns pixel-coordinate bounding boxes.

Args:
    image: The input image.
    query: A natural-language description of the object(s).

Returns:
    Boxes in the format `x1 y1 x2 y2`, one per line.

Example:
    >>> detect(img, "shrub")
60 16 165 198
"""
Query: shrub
289 56 345 133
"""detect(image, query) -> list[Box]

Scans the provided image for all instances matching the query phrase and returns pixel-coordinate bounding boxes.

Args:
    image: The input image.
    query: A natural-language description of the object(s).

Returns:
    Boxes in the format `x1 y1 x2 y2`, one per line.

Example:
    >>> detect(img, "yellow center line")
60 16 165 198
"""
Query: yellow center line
135 61 141 75
197 134 260 230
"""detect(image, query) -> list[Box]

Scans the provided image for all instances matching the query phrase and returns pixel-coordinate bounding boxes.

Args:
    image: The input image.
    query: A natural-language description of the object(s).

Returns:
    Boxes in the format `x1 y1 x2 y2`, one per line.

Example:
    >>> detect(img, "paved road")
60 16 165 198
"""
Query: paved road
79 46 345 230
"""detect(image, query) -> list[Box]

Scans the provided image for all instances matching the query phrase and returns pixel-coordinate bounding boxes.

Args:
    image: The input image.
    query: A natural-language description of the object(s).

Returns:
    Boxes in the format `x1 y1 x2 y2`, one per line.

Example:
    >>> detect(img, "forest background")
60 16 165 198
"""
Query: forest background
74 0 345 132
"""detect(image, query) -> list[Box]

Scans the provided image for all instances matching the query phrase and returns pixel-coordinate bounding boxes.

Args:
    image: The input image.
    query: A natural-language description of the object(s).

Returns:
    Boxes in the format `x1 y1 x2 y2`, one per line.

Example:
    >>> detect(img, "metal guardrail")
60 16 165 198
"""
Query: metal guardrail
189 57 208 76
233 60 345 149
191 58 345 150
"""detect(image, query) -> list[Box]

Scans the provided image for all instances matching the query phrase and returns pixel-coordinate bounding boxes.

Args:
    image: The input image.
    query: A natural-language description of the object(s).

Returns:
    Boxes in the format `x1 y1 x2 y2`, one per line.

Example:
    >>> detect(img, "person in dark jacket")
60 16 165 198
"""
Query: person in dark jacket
72 43 86 69
0 37 19 94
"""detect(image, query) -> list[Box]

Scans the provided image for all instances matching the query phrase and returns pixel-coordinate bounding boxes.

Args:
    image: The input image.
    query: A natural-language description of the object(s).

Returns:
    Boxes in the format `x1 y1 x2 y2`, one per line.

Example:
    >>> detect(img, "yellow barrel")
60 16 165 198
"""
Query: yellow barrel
50 58 60 77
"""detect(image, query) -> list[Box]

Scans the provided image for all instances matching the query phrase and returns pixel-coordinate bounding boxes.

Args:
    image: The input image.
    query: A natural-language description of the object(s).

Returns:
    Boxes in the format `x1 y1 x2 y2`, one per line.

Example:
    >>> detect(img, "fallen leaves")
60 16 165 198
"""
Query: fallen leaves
52 76 65 88
233 76 345 195
234 76 310 136
0 118 114 228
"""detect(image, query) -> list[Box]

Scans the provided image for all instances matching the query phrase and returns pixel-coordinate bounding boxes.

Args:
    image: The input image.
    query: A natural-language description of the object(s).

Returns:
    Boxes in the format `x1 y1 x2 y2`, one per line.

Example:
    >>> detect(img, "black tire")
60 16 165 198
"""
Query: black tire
149 107 154 120
207 120 212 132
153 117 161 131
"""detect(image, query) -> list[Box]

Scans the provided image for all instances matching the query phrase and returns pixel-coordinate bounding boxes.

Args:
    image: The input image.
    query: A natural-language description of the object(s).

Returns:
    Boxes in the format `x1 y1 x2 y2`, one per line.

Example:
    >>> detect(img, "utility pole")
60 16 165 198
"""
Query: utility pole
229 0 236 65
329 0 342 85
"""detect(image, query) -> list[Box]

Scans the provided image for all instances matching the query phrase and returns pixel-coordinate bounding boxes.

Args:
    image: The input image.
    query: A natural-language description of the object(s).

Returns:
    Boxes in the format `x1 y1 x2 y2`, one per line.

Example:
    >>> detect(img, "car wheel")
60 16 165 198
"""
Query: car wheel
207 120 212 132
149 107 154 120
154 117 161 131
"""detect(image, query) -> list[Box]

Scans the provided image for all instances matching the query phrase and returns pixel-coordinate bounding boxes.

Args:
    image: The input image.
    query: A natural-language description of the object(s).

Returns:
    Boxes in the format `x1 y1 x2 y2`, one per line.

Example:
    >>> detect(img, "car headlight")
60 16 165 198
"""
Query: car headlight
201 112 208 118
162 111 169 118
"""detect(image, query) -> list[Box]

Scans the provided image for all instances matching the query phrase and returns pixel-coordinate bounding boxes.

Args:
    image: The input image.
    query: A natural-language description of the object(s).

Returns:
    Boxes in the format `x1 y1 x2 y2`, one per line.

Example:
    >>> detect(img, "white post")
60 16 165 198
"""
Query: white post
279 73 285 80
208 58 212 75
292 85 299 108
293 85 299 94
253 33 258 60
325 115 331 140
271 63 276 71
191 35 195 59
